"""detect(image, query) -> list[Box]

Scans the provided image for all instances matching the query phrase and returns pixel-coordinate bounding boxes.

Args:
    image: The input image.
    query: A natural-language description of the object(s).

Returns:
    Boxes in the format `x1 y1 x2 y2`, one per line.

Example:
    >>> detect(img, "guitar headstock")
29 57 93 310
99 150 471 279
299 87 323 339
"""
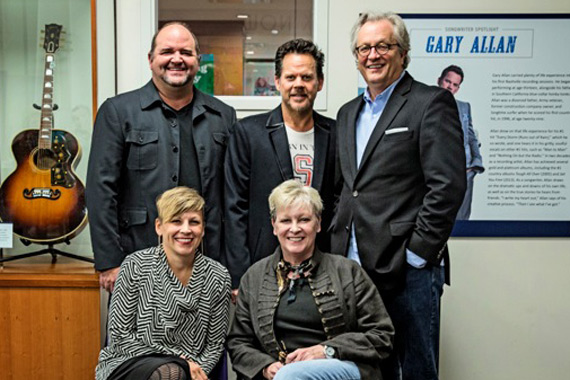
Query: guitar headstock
42 24 64 54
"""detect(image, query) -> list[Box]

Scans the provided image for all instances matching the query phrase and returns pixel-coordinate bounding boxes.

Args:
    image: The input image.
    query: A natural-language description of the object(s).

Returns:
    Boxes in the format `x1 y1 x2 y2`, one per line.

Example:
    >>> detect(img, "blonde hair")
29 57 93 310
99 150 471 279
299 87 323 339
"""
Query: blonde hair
156 186 205 223
268 180 323 221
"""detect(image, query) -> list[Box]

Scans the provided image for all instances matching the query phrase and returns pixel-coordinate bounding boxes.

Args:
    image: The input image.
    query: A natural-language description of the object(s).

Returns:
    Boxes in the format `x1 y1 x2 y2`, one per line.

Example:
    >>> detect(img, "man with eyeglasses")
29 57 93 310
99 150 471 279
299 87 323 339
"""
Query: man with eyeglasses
330 12 466 380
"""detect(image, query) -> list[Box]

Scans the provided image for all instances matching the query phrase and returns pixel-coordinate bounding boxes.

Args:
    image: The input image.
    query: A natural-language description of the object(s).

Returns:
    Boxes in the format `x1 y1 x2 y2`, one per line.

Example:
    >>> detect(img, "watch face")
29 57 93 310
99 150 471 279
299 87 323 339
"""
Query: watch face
325 345 335 358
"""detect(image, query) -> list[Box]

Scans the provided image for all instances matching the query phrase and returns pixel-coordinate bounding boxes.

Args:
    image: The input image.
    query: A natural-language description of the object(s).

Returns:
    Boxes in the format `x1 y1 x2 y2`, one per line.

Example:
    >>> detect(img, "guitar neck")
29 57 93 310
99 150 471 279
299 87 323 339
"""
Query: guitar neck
39 53 55 150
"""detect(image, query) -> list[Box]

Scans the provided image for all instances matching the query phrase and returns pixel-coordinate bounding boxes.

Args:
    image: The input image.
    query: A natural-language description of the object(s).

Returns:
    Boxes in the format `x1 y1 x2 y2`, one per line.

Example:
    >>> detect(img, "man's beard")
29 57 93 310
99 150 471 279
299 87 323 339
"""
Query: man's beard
161 71 192 87
287 94 314 114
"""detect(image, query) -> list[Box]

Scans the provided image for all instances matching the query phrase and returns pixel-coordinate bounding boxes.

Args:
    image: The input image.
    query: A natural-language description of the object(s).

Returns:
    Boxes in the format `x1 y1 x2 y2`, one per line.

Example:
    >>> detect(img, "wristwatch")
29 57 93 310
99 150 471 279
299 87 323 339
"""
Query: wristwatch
323 345 336 359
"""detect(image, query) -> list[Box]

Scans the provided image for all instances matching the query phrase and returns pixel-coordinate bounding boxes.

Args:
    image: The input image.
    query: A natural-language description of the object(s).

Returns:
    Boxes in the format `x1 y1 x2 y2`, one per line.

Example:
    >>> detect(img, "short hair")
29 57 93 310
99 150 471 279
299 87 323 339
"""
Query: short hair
156 186 205 223
439 65 464 83
274 38 324 80
149 21 201 59
350 11 411 69
268 180 323 221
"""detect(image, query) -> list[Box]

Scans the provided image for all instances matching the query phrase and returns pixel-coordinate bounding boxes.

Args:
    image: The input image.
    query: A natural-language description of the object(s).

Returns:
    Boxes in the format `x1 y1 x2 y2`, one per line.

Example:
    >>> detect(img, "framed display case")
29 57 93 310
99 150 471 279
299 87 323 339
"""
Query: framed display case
0 0 98 260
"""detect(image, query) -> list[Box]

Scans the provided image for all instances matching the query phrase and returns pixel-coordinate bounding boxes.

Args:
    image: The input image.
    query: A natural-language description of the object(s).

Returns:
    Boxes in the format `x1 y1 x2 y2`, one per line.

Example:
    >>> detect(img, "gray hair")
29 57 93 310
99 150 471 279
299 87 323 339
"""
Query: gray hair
268 180 323 221
350 11 411 68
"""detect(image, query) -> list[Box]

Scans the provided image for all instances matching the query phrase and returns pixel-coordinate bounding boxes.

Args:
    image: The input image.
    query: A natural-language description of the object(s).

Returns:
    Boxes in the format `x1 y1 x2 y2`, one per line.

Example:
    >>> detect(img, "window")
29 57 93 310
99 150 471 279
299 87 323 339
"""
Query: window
158 0 329 110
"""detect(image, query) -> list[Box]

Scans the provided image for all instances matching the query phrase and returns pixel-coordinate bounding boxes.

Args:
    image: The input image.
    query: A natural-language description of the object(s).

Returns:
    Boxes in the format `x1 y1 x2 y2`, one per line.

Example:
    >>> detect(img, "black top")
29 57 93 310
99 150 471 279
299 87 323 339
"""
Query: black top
174 100 202 192
274 279 326 352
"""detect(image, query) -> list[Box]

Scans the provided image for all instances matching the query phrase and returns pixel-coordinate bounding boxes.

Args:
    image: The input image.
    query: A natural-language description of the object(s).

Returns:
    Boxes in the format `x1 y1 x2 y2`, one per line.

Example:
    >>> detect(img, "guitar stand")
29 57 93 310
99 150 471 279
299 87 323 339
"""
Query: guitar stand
0 239 94 265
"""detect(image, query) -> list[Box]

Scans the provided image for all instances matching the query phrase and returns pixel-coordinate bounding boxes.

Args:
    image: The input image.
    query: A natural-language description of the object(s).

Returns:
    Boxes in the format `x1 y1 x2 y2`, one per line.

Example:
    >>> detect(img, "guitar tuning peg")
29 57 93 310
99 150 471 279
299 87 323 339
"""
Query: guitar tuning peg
61 30 67 34
41 30 45 34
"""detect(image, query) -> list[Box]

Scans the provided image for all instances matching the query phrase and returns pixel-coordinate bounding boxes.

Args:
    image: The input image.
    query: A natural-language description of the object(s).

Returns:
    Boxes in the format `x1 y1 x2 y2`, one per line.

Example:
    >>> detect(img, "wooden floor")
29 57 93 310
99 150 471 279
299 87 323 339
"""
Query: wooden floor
0 254 100 380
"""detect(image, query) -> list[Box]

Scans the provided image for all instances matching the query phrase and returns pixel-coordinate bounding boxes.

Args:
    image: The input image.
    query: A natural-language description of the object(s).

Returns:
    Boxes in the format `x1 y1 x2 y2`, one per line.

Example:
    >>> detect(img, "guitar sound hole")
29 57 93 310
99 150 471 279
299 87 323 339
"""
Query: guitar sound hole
34 148 58 170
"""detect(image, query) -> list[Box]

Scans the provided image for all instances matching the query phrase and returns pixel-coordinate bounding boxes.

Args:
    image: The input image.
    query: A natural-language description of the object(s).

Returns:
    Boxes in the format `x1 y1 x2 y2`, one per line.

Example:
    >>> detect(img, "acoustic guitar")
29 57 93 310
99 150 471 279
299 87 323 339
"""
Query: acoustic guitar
0 24 88 244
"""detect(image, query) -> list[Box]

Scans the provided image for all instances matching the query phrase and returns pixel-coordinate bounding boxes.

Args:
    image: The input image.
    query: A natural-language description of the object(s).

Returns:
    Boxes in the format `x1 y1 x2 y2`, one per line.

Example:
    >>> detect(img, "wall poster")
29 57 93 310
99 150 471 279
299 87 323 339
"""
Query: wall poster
402 14 570 236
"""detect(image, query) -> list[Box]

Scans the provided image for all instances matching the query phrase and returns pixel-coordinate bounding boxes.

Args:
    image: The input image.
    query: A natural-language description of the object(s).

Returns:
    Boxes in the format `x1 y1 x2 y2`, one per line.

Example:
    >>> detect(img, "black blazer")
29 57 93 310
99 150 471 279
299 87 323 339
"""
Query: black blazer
86 81 236 271
331 72 466 290
224 106 336 288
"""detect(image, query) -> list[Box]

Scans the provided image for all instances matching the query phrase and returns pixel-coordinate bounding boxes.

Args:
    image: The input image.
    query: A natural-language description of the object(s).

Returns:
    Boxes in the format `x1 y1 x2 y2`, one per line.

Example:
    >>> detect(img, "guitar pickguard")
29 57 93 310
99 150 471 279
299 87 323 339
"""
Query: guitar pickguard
50 131 76 188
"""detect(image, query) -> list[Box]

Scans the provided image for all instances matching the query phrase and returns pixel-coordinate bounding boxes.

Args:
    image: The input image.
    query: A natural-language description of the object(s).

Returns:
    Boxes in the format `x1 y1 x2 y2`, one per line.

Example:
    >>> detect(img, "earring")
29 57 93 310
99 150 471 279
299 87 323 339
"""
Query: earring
158 235 163 245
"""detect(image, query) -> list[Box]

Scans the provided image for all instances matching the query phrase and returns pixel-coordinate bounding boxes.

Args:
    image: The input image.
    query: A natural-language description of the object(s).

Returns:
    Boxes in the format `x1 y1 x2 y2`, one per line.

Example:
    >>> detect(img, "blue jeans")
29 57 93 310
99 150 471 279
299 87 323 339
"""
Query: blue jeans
273 359 361 380
380 264 445 380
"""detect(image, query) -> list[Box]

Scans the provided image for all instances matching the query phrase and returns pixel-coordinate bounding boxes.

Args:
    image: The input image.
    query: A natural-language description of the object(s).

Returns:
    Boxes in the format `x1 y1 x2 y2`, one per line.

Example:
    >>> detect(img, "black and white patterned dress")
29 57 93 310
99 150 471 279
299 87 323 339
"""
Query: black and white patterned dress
95 246 231 380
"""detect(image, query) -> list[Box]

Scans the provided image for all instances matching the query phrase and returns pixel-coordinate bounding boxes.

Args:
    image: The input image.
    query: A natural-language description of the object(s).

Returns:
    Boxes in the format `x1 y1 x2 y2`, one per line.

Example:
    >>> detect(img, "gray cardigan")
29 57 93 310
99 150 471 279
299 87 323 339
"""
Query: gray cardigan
227 247 394 379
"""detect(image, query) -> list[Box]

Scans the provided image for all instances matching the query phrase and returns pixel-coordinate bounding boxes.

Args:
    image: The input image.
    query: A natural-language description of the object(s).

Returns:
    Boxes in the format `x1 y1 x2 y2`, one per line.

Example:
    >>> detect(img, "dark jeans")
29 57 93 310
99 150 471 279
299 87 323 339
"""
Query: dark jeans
380 264 445 380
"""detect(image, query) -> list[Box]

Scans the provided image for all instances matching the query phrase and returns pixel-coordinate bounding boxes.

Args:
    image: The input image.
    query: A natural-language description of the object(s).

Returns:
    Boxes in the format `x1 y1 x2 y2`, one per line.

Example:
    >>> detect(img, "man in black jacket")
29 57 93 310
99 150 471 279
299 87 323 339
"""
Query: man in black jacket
86 22 236 292
224 39 336 295
331 12 466 380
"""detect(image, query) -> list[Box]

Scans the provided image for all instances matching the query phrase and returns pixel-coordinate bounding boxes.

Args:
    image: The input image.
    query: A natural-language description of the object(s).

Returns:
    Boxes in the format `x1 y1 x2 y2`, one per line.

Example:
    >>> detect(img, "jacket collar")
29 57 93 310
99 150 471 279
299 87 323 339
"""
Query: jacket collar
264 106 332 189
139 80 163 109
264 105 333 131
350 71 412 178
270 245 324 273
139 80 222 121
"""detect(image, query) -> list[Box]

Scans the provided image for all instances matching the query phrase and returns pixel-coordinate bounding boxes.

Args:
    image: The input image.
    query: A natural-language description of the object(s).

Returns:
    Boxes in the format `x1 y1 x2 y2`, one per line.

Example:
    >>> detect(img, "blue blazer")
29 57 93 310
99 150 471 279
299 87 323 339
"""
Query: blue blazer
456 99 484 173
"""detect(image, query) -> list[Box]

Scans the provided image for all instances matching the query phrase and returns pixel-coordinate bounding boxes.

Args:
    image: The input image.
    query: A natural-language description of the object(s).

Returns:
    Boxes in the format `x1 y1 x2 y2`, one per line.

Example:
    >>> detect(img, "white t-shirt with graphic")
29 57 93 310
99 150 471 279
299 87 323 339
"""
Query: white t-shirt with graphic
285 124 315 186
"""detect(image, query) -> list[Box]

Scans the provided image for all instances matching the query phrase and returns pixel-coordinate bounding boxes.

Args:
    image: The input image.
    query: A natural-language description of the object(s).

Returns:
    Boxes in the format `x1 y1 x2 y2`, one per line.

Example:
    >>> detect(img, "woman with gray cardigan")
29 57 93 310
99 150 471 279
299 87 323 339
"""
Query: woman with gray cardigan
228 180 394 380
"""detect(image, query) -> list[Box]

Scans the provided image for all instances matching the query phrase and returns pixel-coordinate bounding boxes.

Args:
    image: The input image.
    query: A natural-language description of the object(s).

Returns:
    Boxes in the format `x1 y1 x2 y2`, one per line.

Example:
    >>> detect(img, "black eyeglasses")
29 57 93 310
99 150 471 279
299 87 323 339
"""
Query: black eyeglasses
355 43 400 57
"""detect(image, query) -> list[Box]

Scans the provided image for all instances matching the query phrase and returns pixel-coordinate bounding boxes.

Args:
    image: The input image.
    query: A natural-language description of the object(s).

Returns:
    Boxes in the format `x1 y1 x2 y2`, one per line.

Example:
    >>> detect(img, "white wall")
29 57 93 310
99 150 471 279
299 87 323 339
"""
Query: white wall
109 1 570 379
442 239 569 379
